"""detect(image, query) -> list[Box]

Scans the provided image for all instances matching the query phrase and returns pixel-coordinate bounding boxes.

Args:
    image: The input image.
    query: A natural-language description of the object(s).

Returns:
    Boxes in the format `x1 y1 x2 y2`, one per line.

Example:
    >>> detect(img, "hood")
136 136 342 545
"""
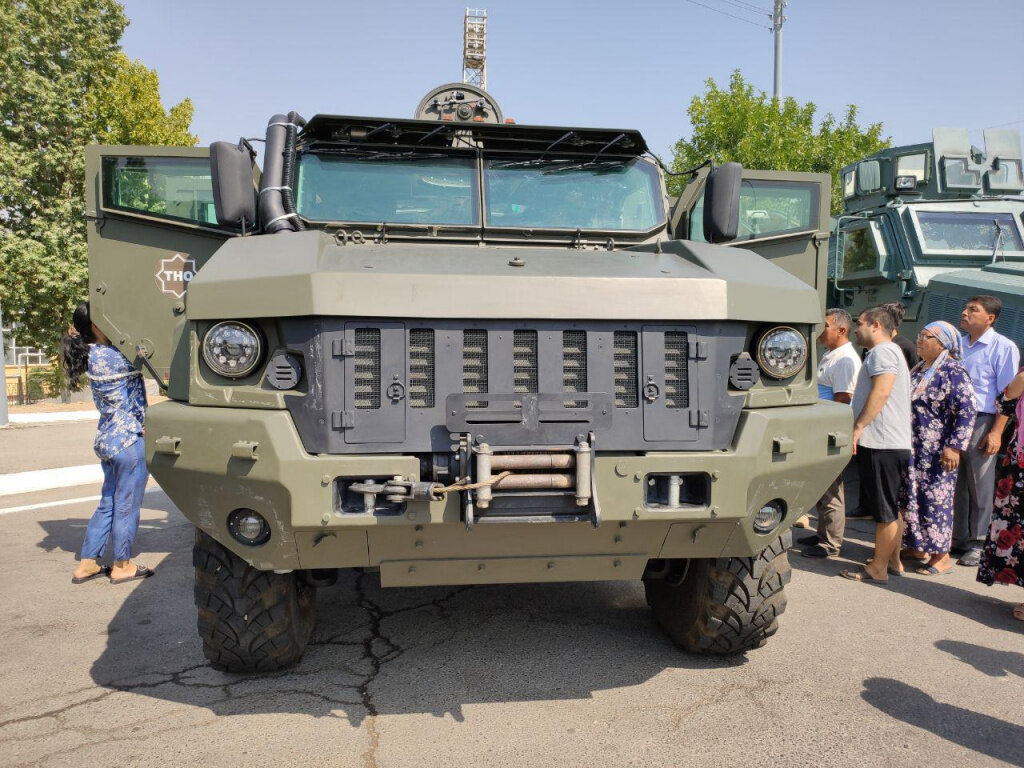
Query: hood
186 231 820 323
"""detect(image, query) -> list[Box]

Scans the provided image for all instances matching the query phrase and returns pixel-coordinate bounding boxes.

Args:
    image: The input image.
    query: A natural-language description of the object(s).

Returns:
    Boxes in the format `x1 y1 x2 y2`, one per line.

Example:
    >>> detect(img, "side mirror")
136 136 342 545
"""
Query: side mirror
210 141 257 229
703 162 742 243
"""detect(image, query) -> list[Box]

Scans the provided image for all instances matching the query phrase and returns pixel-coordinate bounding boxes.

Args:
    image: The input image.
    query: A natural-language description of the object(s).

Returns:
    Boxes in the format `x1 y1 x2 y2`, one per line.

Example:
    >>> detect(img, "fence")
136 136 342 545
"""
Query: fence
4 364 61 405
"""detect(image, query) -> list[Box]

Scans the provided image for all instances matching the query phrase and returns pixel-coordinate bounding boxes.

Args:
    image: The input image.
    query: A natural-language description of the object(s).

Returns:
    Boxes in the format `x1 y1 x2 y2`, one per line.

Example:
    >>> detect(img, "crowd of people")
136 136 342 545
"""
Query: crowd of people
801 295 1024 622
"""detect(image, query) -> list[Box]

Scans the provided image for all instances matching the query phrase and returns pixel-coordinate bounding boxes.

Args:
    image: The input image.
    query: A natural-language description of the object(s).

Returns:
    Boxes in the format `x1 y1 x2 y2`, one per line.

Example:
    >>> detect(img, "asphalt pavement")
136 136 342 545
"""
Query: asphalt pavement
1 418 1022 767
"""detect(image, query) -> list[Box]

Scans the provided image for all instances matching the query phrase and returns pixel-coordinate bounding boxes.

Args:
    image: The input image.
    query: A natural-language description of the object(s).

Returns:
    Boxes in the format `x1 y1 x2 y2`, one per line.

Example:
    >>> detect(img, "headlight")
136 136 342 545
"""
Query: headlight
756 326 807 380
202 321 263 378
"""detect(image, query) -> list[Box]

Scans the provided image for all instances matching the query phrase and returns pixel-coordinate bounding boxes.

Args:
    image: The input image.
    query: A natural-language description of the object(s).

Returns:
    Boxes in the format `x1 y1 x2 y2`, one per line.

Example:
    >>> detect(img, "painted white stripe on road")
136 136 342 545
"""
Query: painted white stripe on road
7 410 99 424
0 487 162 516
0 464 105 496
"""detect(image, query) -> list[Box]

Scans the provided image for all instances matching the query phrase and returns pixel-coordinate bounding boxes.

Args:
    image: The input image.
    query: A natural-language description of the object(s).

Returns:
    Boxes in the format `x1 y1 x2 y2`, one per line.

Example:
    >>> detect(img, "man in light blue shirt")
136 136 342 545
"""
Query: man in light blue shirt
954 295 1021 566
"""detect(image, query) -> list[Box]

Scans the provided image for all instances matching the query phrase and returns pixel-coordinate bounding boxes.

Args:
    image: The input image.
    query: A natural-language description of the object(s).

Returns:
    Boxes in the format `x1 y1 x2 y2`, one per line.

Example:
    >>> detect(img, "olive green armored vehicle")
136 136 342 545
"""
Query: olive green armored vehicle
831 128 1024 346
85 84 850 672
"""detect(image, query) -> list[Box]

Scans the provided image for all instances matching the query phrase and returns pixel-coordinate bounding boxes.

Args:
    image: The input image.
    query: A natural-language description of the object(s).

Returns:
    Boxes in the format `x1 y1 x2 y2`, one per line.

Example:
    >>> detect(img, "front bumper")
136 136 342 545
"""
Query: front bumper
147 400 851 582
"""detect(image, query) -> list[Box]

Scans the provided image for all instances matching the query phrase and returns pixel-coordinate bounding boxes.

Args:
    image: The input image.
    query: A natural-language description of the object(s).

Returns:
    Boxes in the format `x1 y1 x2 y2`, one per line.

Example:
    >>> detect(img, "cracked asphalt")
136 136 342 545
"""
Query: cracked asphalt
2 421 1024 767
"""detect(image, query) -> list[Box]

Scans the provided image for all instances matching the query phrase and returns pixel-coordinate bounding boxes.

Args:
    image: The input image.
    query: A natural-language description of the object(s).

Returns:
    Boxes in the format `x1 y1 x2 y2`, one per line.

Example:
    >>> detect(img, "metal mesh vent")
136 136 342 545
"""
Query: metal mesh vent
353 328 381 409
513 330 538 407
462 329 488 408
408 329 435 408
614 331 638 408
664 331 689 409
562 330 588 408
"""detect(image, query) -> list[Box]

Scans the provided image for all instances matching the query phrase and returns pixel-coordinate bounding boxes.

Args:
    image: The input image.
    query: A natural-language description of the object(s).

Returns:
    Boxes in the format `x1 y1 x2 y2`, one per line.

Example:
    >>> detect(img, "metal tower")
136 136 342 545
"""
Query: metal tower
463 8 487 90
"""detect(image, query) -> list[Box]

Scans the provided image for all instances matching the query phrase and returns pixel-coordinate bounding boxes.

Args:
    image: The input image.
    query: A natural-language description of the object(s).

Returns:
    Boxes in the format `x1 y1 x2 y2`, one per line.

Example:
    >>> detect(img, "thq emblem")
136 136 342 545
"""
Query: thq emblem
155 253 197 299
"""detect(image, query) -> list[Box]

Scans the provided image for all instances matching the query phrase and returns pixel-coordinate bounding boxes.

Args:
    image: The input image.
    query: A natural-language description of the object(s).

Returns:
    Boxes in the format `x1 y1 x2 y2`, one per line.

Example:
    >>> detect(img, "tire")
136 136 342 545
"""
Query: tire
193 529 316 672
644 531 791 655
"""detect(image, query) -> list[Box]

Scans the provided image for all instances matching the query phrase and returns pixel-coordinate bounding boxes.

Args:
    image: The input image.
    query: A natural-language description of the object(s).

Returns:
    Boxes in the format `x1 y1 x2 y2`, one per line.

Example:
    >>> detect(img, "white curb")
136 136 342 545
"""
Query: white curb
7 410 100 425
0 464 106 496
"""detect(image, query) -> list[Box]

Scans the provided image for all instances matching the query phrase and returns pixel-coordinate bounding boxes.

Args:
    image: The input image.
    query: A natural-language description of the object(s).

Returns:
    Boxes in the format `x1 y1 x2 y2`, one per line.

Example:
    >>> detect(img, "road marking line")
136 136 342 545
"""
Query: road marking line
7 410 100 424
0 487 163 516
0 464 106 497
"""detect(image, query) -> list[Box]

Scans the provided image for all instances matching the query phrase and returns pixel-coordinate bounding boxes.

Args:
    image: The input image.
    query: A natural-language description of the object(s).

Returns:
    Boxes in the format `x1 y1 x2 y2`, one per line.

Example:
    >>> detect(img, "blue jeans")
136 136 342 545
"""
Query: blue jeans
80 438 148 562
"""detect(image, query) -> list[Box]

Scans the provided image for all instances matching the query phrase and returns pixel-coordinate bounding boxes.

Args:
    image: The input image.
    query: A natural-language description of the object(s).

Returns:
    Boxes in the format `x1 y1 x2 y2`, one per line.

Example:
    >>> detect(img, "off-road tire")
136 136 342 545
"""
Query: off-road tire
644 531 791 655
193 529 316 672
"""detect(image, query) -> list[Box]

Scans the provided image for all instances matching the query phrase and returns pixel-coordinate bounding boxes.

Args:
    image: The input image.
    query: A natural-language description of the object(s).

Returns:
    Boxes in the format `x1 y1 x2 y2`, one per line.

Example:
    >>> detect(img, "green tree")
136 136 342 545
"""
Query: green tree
670 71 890 213
0 1 196 355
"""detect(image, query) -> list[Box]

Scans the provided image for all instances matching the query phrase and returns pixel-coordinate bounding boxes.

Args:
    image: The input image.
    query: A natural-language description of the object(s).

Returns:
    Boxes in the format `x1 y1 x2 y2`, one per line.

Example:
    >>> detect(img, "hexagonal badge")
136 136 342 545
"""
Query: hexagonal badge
155 253 197 299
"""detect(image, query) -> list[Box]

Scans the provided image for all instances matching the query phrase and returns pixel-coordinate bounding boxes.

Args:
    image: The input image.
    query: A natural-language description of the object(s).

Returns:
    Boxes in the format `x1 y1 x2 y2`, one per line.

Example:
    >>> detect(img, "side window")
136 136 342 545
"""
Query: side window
101 156 220 227
838 219 888 281
686 179 818 243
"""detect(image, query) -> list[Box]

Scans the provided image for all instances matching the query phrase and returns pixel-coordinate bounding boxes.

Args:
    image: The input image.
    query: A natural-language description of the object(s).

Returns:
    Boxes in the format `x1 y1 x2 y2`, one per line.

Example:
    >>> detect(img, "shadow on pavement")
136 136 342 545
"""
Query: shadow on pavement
89 517 743 726
789 522 1023 635
935 639 1024 679
36 492 181 558
861 678 1024 767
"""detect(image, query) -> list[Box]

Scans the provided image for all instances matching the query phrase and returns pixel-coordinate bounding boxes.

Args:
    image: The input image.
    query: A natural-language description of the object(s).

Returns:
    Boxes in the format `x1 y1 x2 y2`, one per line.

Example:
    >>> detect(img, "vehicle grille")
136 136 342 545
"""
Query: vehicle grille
664 331 689 409
408 329 434 408
562 330 587 408
462 329 488 408
513 330 538 406
613 331 639 408
354 328 381 409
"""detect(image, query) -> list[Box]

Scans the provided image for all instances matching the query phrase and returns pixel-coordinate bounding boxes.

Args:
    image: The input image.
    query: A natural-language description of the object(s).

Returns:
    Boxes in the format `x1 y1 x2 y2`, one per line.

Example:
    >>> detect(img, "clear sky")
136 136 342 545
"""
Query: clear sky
119 0 1024 161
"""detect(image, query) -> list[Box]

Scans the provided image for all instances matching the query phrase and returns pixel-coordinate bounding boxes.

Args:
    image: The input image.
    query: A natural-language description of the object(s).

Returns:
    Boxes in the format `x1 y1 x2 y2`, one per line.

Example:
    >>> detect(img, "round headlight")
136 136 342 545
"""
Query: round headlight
202 321 263 378
228 508 271 546
753 499 786 534
756 326 807 380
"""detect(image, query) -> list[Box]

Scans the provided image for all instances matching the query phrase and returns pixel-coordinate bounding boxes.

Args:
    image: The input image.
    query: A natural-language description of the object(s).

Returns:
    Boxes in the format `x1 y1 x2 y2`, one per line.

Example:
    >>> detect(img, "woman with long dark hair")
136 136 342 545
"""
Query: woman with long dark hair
63 301 153 584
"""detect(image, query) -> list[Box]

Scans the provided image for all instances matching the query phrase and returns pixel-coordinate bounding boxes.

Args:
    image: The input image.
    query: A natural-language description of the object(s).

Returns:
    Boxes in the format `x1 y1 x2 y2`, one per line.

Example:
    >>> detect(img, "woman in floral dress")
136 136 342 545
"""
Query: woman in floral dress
63 301 153 585
901 321 977 575
977 367 1024 621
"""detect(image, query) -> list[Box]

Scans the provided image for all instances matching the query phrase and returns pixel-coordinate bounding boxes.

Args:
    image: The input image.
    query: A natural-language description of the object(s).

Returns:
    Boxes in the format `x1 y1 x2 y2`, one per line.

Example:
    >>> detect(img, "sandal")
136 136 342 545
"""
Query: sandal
916 565 953 576
1014 604 1024 622
71 566 110 584
109 564 153 584
839 568 887 584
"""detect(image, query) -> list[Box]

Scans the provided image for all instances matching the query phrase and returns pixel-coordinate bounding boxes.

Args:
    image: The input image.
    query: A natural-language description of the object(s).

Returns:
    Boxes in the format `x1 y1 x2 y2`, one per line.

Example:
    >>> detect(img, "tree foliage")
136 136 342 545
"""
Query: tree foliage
0 0 196 354
670 71 890 214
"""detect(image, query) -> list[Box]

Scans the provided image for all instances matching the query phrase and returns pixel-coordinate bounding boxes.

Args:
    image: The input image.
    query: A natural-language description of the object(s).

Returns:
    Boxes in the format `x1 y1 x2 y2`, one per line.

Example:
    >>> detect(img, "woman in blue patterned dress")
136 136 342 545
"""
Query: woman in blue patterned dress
976 368 1024 621
901 321 977 575
63 302 153 585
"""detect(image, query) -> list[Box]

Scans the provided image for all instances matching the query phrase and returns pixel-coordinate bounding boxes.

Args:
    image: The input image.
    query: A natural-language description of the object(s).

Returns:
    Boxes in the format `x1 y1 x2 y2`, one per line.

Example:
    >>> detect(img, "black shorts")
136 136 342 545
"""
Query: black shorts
856 447 910 524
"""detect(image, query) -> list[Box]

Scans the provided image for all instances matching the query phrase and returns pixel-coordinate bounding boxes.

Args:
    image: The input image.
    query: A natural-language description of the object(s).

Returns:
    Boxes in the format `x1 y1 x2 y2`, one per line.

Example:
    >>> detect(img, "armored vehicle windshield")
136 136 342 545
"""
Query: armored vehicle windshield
293 116 665 236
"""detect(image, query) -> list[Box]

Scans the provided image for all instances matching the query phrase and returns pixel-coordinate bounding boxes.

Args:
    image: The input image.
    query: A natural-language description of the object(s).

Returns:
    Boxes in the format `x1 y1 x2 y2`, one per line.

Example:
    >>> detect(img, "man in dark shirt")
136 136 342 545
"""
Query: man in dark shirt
859 302 918 370
881 301 919 370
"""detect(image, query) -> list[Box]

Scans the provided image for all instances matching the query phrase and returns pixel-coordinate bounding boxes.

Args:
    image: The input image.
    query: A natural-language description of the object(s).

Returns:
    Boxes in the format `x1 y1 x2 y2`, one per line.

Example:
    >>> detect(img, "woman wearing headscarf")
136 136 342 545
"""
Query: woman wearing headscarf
976 366 1024 621
900 320 977 575
62 301 153 585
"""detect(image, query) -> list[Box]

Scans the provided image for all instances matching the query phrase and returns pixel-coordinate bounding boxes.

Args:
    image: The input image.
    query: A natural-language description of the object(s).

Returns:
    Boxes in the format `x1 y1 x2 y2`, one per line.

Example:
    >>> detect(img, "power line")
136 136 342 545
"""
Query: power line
719 0 772 16
682 0 771 29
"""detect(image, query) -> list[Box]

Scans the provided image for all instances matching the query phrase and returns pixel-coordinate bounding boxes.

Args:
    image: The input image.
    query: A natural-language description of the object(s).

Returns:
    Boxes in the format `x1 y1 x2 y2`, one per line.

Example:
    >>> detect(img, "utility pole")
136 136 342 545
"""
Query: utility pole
0 303 9 427
772 0 787 101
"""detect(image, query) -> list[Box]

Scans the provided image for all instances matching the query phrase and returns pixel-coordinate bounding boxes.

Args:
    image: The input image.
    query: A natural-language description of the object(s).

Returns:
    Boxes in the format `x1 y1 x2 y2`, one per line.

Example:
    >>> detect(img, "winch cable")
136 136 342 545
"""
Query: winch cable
433 471 512 497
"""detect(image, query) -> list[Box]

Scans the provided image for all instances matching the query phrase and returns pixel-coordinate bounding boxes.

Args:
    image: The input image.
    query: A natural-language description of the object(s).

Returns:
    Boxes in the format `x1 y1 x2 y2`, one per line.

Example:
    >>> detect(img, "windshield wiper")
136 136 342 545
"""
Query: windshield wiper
542 158 632 174
313 147 448 161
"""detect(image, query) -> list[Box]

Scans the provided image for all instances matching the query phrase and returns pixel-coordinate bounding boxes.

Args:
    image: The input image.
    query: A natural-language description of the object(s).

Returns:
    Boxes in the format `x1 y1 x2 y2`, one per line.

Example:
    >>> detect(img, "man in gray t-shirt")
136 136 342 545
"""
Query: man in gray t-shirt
841 306 912 584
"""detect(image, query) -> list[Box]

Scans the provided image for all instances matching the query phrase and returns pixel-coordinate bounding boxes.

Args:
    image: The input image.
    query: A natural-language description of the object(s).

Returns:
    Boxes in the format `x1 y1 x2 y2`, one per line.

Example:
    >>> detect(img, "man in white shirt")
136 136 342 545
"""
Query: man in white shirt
841 306 913 583
801 308 862 558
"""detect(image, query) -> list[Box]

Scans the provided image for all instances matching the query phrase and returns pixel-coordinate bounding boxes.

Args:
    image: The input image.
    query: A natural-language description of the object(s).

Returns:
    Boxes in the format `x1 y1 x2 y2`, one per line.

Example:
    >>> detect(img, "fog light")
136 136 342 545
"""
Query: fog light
228 508 271 546
753 499 785 534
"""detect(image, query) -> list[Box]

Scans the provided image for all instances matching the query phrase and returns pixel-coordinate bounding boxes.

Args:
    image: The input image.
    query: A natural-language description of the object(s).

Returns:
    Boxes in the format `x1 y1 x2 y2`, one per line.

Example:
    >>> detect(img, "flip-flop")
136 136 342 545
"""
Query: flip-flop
71 566 110 585
1013 604 1024 622
109 564 153 584
839 568 887 583
887 566 905 577
916 565 953 576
